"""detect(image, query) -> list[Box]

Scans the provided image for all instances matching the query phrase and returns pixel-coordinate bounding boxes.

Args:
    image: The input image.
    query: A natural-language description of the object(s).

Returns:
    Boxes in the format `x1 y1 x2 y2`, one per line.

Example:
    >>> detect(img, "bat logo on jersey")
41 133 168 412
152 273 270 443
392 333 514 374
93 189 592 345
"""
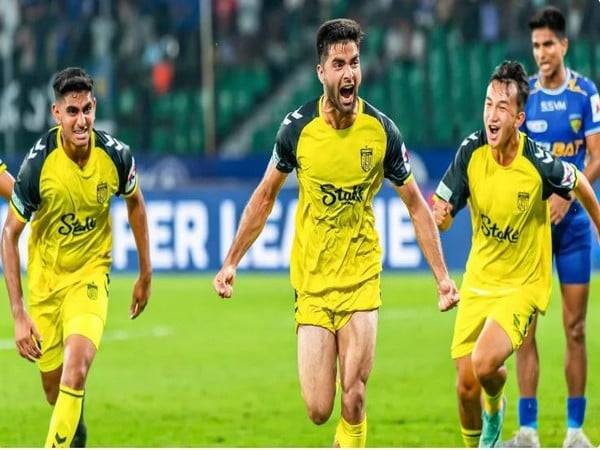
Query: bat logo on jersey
517 192 530 213
97 182 108 204
58 213 97 236
591 93 600 123
560 162 576 188
480 214 520 243
360 147 373 172
321 183 366 206
569 114 582 134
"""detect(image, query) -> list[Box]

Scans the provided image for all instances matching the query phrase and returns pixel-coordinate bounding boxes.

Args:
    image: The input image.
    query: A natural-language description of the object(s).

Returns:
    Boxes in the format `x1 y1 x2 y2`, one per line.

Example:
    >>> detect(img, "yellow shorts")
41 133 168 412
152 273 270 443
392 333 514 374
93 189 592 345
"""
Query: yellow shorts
29 272 110 372
451 287 538 359
295 275 381 333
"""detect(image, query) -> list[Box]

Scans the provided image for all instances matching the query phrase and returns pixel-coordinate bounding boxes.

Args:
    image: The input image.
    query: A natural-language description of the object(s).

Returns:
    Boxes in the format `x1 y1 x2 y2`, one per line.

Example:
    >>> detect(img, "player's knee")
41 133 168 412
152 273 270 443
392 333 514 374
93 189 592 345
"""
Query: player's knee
306 404 333 425
61 363 89 390
471 352 497 382
341 383 366 417
565 319 586 344
456 376 479 402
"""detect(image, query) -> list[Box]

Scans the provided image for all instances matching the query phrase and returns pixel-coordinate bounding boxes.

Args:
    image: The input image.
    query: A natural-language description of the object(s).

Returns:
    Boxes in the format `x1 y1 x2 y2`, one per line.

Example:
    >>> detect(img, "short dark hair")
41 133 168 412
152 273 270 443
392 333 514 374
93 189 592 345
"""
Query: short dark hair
52 67 94 100
529 6 566 38
489 60 529 111
316 18 364 63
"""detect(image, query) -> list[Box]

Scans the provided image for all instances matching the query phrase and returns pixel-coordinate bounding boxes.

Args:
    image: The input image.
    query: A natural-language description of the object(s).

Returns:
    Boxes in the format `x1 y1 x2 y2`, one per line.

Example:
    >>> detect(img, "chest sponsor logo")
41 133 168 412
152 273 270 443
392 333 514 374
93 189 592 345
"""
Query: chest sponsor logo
321 183 366 206
517 192 530 213
58 213 97 236
526 120 548 133
360 146 373 172
480 214 520 243
540 100 567 112
97 182 108 204
569 114 582 134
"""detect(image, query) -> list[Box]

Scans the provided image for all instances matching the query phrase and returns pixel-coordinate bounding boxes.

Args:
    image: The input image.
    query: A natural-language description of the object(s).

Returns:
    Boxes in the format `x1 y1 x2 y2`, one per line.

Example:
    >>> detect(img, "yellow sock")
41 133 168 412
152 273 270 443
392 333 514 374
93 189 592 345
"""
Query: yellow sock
334 415 367 448
44 385 84 448
460 426 481 448
483 388 504 415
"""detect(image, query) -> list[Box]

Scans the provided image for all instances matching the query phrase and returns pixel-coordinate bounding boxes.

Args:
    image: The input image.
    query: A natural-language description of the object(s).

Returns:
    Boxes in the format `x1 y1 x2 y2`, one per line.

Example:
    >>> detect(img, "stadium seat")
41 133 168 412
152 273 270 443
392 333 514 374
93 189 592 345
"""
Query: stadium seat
151 127 171 154
428 31 452 145
569 40 592 79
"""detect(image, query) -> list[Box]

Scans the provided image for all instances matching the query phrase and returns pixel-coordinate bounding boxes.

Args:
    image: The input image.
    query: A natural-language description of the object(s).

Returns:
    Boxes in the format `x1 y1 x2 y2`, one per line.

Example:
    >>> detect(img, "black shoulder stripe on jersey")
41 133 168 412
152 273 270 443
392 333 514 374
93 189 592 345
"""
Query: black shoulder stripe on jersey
521 134 573 201
436 130 486 217
362 99 414 186
453 130 486 172
273 98 319 172
279 98 319 150
12 128 61 220
361 99 402 147
94 129 134 195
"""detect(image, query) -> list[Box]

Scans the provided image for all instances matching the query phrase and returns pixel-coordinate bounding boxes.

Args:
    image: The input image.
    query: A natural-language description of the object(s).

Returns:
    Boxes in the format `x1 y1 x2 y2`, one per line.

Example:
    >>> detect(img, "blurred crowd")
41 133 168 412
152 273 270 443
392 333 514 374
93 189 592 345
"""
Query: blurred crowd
0 0 598 153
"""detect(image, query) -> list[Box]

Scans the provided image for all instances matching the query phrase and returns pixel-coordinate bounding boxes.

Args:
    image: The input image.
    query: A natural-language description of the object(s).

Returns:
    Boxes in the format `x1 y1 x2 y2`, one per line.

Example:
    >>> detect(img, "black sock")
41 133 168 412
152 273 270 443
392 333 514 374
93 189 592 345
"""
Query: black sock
71 398 87 448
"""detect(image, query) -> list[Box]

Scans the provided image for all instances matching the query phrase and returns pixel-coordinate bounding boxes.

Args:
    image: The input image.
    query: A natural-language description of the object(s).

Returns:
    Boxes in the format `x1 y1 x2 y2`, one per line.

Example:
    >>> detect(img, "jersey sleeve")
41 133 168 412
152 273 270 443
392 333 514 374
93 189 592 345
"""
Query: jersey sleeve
435 134 477 217
11 146 44 222
96 131 138 197
582 80 600 137
382 116 412 186
270 116 298 173
526 139 577 200
118 146 138 197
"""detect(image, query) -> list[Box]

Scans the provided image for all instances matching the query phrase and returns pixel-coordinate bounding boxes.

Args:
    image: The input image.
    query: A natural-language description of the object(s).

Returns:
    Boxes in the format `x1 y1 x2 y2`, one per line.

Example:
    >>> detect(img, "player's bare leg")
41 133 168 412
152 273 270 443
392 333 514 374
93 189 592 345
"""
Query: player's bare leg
334 310 377 447
297 325 337 425
516 315 539 398
337 310 377 423
41 366 63 405
455 355 482 446
45 335 96 447
561 284 588 396
505 316 540 447
471 319 512 447
561 283 592 447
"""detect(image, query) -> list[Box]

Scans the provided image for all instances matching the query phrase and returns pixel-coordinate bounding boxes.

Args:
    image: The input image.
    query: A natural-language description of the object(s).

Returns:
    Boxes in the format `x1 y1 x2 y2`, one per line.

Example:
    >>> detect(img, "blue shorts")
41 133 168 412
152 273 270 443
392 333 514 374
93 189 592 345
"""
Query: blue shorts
552 208 591 285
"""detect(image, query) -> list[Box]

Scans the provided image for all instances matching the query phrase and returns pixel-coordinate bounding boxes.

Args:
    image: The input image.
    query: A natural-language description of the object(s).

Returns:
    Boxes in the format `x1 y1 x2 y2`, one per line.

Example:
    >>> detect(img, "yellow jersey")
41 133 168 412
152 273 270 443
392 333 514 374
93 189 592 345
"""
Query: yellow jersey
11 126 138 298
272 97 412 295
435 130 578 311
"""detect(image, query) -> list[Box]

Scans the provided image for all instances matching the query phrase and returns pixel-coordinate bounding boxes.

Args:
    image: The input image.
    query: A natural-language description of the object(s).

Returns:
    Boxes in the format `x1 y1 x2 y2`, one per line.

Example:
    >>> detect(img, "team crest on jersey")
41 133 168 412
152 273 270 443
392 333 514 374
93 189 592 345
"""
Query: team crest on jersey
96 182 108 204
569 114 582 134
360 146 373 172
517 192 530 212
87 282 98 301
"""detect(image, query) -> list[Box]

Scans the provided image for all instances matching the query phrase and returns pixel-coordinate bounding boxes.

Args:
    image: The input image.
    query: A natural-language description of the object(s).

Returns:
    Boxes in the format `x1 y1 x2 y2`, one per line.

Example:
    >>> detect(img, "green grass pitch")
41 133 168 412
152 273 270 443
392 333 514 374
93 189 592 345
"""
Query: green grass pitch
1 273 599 447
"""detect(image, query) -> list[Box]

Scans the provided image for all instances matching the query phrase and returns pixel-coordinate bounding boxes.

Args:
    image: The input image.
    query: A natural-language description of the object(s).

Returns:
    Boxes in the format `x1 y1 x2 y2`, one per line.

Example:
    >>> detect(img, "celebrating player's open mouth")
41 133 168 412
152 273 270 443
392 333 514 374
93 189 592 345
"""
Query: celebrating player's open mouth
339 83 355 107
486 123 501 145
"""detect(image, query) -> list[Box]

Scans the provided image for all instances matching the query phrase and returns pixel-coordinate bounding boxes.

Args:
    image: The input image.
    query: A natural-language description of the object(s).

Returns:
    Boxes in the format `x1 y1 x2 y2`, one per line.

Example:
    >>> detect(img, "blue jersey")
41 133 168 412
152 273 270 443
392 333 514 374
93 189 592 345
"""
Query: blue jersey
523 69 600 283
523 69 600 171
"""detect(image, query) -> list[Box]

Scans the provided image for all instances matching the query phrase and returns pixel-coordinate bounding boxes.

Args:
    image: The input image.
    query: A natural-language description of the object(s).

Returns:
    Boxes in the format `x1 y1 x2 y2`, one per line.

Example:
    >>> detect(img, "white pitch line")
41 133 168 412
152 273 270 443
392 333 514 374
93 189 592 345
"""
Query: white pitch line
0 326 172 351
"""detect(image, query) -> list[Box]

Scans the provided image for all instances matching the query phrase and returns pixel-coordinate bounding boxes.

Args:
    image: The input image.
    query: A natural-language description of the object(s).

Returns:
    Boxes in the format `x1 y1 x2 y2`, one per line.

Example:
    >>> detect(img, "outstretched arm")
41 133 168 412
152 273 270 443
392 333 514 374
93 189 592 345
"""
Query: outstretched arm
573 171 600 236
125 188 151 319
394 179 459 311
1 209 42 361
213 164 288 298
